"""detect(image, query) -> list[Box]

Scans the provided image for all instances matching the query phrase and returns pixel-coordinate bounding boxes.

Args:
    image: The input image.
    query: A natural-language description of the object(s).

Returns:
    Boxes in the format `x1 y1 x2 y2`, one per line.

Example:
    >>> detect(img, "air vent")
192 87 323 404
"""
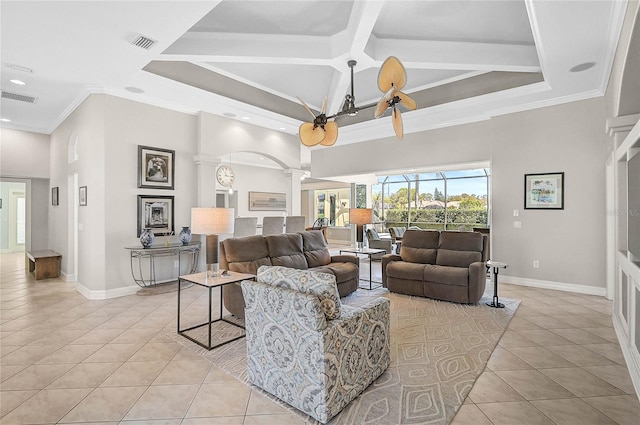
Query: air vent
131 34 157 50
1 90 37 104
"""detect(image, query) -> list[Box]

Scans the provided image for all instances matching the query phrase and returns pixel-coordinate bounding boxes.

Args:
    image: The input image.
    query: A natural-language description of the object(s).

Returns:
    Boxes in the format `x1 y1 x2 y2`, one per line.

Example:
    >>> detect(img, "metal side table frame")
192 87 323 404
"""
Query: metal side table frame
486 260 508 308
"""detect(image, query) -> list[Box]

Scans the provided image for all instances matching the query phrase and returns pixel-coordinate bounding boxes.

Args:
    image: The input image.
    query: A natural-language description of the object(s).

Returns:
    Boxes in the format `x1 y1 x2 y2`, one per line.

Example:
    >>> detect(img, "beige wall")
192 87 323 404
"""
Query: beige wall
0 128 50 179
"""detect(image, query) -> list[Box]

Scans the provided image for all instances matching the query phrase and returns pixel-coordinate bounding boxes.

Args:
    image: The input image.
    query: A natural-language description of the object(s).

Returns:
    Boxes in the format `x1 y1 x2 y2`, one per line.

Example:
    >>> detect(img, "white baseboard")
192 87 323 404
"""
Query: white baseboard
74 281 140 300
500 275 607 297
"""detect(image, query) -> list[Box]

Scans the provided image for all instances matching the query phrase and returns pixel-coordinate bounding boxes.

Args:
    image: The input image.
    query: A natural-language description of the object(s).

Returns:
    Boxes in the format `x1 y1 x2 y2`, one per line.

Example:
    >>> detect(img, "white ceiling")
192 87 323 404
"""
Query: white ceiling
0 1 627 147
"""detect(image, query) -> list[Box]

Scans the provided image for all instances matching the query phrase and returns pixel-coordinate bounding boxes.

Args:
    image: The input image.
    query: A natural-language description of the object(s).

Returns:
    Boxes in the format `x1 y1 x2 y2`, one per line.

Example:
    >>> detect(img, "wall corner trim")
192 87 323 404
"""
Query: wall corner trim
74 282 140 300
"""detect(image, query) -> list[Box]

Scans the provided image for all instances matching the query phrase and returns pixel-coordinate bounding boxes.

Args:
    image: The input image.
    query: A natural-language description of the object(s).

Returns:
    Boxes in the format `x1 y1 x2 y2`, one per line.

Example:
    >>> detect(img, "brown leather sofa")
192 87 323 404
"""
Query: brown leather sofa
219 230 359 318
382 229 488 304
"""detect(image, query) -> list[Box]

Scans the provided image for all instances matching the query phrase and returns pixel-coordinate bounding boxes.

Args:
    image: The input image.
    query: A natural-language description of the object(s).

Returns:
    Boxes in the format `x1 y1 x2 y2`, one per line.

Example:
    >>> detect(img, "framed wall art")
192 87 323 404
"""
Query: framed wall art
79 186 87 206
524 172 564 210
249 191 287 211
138 145 175 190
52 187 59 206
137 195 174 237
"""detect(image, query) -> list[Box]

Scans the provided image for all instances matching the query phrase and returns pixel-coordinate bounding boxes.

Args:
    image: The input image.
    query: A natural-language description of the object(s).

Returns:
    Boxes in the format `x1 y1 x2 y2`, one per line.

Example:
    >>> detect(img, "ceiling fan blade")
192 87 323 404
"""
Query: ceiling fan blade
374 96 390 119
392 107 404 140
299 122 326 147
321 97 327 114
320 121 338 146
297 96 319 120
397 91 417 110
378 56 407 92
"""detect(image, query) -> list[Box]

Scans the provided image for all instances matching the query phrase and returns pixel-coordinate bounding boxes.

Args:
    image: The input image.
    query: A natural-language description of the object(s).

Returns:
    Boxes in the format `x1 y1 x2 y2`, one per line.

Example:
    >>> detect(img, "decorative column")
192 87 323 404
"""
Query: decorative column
194 155 221 207
284 169 307 215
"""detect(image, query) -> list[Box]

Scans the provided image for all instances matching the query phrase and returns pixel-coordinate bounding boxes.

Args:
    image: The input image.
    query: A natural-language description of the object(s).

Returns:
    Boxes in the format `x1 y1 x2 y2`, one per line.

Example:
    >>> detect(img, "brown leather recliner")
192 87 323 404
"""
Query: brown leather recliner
219 230 359 318
382 230 488 304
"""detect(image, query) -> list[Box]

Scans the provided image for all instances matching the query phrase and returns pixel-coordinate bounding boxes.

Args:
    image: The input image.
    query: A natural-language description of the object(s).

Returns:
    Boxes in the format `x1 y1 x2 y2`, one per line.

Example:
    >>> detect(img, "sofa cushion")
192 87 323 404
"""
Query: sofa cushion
386 261 426 281
257 265 341 320
300 230 331 268
400 230 439 264
438 231 483 252
222 235 273 274
266 233 308 270
310 262 358 284
436 231 483 268
423 264 469 286
436 249 482 268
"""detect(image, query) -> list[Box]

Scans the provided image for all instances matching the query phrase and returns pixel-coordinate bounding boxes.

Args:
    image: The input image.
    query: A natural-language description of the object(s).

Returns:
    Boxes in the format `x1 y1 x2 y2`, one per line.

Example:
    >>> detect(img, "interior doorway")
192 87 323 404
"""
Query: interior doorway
8 188 26 253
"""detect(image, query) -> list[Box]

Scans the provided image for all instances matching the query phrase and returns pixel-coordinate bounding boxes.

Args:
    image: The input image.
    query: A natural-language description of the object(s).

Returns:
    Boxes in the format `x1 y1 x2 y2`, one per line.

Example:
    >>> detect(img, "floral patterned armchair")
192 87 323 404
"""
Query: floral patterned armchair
241 266 390 424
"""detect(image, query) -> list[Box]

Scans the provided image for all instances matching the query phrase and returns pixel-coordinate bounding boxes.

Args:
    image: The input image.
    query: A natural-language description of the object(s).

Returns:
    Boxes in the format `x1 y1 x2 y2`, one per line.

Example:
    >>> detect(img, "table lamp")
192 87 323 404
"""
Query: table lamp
349 208 373 250
190 208 234 276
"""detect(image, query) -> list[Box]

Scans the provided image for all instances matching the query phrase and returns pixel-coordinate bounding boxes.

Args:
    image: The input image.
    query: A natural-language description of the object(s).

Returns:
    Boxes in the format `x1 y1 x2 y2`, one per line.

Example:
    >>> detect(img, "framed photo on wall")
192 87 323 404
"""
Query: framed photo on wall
52 187 59 206
138 145 175 189
249 191 287 211
137 195 174 237
79 186 87 206
524 172 564 210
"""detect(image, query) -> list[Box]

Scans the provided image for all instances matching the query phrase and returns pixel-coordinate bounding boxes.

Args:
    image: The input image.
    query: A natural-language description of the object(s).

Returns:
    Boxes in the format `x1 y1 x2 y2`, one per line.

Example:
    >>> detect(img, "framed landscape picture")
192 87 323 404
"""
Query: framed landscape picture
137 195 174 237
524 172 564 210
249 191 287 211
138 145 175 189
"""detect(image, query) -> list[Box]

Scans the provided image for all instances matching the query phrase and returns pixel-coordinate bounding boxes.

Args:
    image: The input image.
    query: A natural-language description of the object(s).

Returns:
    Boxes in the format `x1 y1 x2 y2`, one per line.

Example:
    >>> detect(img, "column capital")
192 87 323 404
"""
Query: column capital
193 155 222 166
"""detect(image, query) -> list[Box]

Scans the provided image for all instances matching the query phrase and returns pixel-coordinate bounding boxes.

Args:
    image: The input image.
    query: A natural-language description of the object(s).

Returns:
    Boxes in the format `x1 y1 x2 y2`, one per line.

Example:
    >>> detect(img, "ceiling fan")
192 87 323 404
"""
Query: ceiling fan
297 56 417 147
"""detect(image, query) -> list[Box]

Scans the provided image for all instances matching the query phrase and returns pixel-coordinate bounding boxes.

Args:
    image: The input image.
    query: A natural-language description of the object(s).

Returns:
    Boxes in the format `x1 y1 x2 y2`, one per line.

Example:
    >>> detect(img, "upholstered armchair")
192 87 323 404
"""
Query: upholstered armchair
366 228 392 260
241 266 391 424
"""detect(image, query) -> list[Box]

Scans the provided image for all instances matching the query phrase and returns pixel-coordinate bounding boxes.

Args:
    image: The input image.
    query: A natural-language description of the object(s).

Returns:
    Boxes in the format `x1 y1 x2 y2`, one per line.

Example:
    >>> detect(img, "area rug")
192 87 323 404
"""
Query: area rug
173 288 520 425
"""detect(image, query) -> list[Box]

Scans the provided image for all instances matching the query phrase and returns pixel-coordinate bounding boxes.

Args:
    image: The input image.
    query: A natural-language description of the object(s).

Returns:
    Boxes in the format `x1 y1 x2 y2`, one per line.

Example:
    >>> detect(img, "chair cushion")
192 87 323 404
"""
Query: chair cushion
257 265 342 320
265 233 308 270
400 230 439 264
300 230 331 267
222 235 272 274
367 228 380 240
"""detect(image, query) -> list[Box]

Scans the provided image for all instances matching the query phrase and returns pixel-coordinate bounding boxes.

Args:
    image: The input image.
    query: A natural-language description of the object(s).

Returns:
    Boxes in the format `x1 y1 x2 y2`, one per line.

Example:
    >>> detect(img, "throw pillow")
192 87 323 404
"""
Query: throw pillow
257 265 341 320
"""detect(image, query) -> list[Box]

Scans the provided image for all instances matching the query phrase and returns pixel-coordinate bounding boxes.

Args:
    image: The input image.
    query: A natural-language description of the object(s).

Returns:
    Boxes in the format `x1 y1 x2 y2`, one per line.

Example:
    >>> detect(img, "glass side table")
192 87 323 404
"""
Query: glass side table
486 260 508 308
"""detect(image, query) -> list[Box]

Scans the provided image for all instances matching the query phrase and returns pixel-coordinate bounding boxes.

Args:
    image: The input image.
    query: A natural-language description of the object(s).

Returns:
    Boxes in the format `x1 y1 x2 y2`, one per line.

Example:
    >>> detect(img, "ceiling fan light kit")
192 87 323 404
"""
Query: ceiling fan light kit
298 56 416 147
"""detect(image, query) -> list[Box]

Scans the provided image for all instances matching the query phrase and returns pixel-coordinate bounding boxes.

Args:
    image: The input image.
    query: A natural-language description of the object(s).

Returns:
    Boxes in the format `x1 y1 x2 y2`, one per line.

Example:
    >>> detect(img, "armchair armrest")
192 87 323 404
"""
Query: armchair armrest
468 262 487 304
381 253 402 287
330 254 359 266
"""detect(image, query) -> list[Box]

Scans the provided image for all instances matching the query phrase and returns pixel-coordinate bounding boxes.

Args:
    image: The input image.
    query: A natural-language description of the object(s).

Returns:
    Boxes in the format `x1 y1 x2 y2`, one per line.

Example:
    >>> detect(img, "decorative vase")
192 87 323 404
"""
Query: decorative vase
179 226 192 245
140 228 155 248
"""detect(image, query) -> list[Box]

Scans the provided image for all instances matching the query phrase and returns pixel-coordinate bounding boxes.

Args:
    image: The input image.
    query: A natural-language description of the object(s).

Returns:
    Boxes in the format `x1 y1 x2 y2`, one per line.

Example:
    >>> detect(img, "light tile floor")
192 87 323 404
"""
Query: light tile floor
1 252 638 424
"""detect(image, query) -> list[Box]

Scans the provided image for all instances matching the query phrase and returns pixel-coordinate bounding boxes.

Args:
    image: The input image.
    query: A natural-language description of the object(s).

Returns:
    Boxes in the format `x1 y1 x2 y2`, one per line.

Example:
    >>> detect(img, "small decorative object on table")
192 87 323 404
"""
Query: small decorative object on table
179 226 192 245
139 228 155 248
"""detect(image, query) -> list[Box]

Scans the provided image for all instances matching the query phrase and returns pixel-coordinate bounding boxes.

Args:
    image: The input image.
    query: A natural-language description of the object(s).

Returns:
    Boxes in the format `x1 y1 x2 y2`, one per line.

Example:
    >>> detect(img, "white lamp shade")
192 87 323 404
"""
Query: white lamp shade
349 208 373 225
190 208 235 235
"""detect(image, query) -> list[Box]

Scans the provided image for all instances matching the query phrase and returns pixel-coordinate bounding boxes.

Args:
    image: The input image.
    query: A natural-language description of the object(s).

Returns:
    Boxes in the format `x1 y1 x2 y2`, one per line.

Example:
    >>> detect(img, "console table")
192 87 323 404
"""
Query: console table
124 242 200 287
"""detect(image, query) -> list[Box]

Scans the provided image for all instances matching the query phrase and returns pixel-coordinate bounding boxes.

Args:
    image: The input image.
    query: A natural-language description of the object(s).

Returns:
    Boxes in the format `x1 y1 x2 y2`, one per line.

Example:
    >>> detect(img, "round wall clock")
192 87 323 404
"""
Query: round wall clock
216 165 235 187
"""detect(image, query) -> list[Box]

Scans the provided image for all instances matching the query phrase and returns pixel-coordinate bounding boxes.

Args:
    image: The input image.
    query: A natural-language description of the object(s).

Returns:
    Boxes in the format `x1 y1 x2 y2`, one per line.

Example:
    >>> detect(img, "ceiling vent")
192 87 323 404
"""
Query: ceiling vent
131 34 157 50
1 90 37 104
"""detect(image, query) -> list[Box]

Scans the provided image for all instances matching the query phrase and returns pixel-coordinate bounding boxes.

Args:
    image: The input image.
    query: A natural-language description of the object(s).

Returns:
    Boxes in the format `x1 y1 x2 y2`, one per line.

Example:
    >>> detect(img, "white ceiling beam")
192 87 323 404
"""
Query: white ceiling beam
325 0 384 116
368 36 541 72
163 31 332 60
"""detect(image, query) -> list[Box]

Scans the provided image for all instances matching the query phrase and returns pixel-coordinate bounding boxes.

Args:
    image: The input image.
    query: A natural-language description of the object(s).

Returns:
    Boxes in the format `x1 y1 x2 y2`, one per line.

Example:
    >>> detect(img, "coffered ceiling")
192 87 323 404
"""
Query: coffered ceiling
0 1 628 146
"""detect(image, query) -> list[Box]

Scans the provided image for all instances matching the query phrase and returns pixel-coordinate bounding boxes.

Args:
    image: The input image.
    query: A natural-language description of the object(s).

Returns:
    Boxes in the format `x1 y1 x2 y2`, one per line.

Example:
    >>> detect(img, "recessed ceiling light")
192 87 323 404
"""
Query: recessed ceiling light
125 86 144 94
279 127 286 131
242 116 250 120
0 118 11 122
223 112 236 118
570 62 596 72
259 157 264 160
10 79 26 86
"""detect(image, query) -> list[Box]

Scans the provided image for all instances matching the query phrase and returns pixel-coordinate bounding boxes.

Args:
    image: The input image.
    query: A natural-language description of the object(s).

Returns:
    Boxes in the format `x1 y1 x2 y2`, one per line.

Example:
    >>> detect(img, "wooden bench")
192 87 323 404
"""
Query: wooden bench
26 250 61 280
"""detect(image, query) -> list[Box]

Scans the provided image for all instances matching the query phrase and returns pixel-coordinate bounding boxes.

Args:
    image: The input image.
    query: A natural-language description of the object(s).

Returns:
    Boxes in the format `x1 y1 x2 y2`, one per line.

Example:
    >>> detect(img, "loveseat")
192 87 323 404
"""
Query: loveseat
241 266 390 423
219 230 359 318
382 229 488 303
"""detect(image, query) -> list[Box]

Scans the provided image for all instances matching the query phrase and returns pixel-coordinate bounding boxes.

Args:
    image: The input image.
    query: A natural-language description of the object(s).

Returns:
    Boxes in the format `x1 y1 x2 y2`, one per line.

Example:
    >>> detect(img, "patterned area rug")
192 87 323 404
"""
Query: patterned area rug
173 287 519 425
